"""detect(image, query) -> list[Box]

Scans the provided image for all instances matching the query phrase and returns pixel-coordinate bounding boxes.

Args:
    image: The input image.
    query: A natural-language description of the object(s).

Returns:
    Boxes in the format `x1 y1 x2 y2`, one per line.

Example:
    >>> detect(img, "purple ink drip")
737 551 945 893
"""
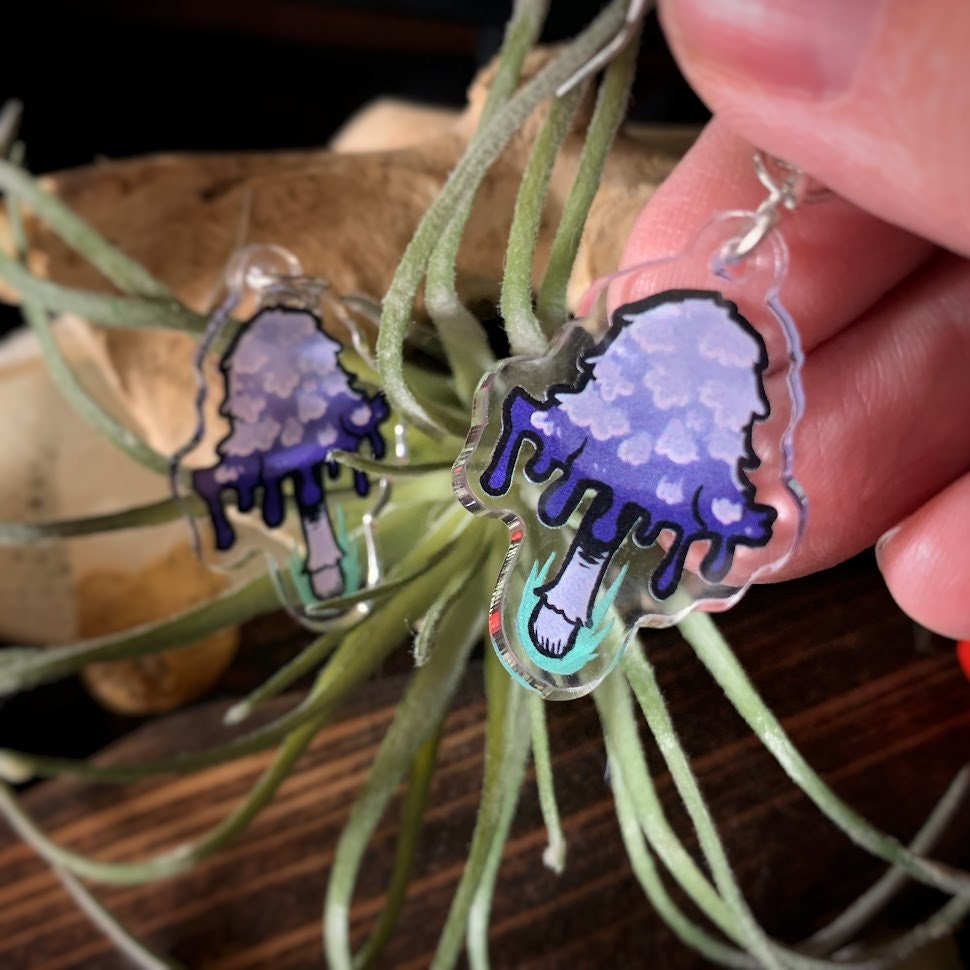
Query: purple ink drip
192 306 388 599
483 291 775 657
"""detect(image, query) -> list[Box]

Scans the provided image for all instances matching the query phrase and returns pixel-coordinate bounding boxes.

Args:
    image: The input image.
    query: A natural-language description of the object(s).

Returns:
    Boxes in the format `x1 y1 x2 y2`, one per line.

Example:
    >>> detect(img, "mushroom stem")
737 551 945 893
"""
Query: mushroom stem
301 505 344 600
529 533 614 658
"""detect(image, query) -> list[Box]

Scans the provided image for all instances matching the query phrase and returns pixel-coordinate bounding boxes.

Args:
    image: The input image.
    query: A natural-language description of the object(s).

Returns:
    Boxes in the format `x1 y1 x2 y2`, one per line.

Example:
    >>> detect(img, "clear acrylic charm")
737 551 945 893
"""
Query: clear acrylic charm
454 213 806 699
173 245 394 628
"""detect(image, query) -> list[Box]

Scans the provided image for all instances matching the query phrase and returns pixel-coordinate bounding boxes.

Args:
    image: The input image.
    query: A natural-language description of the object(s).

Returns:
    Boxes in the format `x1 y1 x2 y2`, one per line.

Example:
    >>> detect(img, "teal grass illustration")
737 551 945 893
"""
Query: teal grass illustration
288 505 363 607
513 553 628 676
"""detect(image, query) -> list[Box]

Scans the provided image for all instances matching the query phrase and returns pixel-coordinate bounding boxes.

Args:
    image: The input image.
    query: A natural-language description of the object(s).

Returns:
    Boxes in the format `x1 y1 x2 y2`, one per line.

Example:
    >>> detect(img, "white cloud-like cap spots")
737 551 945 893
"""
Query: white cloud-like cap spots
317 426 339 448
321 371 351 397
707 426 744 466
231 345 270 376
214 464 243 484
530 410 556 436
227 391 267 423
698 322 761 369
297 392 328 423
559 393 630 441
591 356 634 402
617 431 652 466
281 417 304 448
711 498 743 524
298 343 341 376
534 295 768 523
656 476 684 504
624 309 678 353
655 418 698 464
700 378 763 430
275 313 317 346
643 360 694 410
213 306 381 471
351 404 372 426
224 417 282 457
262 366 301 398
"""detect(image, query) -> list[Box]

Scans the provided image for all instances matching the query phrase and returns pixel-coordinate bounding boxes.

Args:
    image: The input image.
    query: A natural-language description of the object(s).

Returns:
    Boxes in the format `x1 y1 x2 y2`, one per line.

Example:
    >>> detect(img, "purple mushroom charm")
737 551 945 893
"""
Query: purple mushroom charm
456 286 803 693
192 305 388 600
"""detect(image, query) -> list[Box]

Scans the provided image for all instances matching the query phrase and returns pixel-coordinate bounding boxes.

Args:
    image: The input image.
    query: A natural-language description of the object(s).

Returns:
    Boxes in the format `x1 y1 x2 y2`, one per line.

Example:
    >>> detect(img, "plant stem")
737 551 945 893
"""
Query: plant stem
54 869 185 970
604 722 757 968
803 767 969 953
424 0 549 403
680 610 970 900
0 709 322 885
224 626 345 726
1 518 476 784
354 724 444 970
0 252 205 331
232 534 469 721
528 692 566 874
24 302 174 476
5 163 182 482
593 671 742 940
412 545 489 666
430 649 531 970
0 527 488 884
600 660 964 969
479 1 552 125
501 82 584 357
466 742 527 970
536 26 641 333
323 573 486 969
0 496 191 543
328 452 455 478
595 670 846 970
0 100 23 159
0 158 173 299
377 0 632 434
0 574 278 702
623 648 784 970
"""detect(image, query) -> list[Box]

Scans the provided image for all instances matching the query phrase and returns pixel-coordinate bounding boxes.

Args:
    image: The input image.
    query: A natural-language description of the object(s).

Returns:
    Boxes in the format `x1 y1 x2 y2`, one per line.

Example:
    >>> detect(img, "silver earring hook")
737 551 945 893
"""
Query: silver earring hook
556 0 651 97
723 151 831 260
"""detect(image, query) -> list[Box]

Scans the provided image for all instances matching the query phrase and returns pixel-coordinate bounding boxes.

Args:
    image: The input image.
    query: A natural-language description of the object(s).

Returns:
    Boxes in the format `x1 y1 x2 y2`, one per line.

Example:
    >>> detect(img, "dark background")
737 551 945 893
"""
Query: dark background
6 0 707 174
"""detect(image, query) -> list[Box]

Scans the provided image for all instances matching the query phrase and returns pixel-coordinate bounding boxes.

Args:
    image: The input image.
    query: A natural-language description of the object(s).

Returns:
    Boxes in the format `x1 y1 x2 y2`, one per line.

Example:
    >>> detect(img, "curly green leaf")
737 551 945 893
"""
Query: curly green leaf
377 0 632 433
680 610 970 901
501 79 585 357
0 157 173 300
536 26 642 333
0 496 191 544
324 568 486 970
429 648 531 970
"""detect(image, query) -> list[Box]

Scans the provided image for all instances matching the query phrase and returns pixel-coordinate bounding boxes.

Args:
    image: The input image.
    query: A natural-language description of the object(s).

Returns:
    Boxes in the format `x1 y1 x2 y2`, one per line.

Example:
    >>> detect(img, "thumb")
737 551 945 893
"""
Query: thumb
658 0 970 256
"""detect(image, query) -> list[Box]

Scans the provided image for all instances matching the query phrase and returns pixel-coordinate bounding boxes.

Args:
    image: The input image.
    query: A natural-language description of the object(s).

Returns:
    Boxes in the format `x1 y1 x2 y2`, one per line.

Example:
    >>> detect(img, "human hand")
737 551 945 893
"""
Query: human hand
619 0 970 637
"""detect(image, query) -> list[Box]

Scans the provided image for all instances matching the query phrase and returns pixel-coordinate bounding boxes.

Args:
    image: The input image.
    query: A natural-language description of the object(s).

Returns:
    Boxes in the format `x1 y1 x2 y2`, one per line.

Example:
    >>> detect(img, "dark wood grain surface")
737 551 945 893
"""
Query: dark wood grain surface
1 553 968 969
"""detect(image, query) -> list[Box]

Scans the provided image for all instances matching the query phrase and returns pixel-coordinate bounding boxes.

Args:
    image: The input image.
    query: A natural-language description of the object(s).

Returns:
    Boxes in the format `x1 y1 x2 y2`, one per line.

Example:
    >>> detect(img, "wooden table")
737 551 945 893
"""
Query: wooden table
1 553 968 968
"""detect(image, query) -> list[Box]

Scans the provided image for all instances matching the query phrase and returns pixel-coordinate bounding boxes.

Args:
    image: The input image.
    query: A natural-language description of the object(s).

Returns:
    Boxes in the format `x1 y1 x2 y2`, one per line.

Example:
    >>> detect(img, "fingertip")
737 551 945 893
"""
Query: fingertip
659 0 885 102
619 122 760 267
875 473 970 640
615 118 931 353
657 0 970 255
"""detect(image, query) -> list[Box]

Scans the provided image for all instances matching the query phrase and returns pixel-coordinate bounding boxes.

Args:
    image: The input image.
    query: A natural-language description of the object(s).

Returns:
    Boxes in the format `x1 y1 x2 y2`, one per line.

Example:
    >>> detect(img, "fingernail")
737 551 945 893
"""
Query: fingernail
667 0 885 100
874 524 901 569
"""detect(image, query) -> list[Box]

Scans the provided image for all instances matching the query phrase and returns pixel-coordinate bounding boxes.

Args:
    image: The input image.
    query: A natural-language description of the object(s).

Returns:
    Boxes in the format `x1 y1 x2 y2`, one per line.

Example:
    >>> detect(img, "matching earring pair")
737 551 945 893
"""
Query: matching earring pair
176 154 814 696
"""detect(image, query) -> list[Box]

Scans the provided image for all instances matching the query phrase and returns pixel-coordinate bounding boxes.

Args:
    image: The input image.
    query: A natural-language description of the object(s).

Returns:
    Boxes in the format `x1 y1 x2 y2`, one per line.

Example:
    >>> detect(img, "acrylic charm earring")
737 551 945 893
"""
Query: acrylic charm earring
454 153 813 699
172 244 393 626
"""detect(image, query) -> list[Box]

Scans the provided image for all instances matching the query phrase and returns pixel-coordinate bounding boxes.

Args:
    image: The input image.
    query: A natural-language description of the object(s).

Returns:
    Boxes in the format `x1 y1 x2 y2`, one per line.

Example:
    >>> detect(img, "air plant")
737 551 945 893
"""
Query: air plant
0 2 968 969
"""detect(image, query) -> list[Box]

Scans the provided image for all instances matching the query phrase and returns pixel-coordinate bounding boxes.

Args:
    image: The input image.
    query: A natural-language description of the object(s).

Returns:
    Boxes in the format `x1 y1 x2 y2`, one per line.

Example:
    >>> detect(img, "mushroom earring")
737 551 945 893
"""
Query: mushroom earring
454 154 818 699
172 244 394 628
